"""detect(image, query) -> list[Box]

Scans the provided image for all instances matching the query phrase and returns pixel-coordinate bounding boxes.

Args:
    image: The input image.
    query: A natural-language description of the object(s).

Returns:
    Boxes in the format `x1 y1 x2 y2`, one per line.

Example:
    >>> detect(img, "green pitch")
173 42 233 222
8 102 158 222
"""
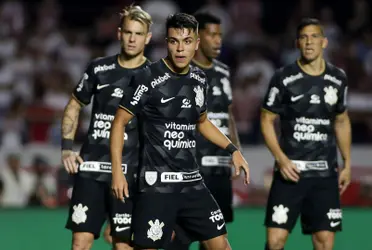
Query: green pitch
0 208 370 249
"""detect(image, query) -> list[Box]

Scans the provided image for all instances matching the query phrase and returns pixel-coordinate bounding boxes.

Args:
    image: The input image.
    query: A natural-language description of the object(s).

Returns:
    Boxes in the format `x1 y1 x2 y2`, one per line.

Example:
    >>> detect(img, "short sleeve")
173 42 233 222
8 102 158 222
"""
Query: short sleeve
72 62 96 105
335 75 348 114
262 71 285 114
119 69 151 115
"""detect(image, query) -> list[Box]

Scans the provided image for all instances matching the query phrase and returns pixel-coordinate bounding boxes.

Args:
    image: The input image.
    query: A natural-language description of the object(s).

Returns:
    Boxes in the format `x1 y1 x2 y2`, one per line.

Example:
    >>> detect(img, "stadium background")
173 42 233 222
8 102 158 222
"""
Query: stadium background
0 0 371 249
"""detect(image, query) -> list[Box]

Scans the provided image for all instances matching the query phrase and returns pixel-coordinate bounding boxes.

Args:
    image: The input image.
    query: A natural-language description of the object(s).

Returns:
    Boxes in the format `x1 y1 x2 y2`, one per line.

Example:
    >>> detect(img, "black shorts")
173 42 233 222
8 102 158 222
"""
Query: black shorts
131 184 227 249
65 175 133 240
203 175 233 223
264 173 342 234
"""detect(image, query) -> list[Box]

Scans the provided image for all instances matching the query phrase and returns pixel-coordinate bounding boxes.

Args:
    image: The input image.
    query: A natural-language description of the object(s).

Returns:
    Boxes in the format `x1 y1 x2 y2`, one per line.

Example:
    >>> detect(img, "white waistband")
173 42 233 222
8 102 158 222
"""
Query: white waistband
291 160 328 171
79 161 127 174
201 156 231 167
145 170 202 186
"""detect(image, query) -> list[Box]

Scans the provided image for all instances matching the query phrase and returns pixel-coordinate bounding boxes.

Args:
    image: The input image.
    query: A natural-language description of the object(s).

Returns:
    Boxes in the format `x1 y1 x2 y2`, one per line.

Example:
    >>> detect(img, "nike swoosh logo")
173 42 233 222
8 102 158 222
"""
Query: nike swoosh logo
330 221 340 227
291 94 304 102
115 226 130 232
97 84 109 90
161 97 175 103
217 222 225 230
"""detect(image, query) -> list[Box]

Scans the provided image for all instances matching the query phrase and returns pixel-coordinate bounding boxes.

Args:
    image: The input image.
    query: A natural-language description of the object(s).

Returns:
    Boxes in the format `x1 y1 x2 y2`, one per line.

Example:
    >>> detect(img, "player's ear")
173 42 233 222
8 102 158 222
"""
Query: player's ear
117 27 122 41
145 32 152 45
195 36 200 51
322 37 328 49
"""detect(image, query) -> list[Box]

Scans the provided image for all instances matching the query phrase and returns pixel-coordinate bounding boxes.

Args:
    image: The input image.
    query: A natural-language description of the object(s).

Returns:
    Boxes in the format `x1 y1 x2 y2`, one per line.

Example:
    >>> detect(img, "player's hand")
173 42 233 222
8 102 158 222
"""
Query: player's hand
278 157 300 182
62 150 83 174
112 172 129 201
338 166 351 195
231 151 250 185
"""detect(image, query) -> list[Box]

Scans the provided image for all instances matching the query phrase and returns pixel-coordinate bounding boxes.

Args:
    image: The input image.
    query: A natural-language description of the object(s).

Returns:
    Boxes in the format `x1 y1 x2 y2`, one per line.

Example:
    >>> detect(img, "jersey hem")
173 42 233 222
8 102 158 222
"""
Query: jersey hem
119 105 135 116
71 93 88 106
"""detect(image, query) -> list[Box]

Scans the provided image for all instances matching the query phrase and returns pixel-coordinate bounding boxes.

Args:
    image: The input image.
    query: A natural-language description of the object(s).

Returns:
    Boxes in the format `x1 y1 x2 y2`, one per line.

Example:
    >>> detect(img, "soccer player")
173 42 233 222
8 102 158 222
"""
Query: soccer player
168 12 240 250
110 13 249 250
61 5 152 250
261 18 351 250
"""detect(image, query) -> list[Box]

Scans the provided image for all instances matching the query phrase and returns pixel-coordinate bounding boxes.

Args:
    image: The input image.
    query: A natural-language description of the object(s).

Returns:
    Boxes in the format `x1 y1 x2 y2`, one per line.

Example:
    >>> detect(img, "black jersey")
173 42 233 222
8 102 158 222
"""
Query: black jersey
262 61 348 178
119 59 208 193
72 55 150 183
192 60 233 176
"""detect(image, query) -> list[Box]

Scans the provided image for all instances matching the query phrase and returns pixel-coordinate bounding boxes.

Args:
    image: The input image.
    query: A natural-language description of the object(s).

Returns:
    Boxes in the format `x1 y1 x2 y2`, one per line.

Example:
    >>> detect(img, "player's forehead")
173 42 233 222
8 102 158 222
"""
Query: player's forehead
298 24 323 36
202 23 221 33
122 18 148 32
167 28 197 40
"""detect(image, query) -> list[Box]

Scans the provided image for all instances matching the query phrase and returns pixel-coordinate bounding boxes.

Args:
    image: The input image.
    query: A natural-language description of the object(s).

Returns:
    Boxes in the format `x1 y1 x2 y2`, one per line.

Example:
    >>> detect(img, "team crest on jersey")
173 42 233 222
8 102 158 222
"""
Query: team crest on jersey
324 86 338 106
194 85 204 107
145 171 157 186
147 219 164 241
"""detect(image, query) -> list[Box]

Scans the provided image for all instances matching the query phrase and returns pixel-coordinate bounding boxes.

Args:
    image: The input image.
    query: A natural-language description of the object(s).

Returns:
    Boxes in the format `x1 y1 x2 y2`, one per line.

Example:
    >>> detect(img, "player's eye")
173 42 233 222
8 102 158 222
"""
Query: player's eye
169 40 177 45
185 39 192 44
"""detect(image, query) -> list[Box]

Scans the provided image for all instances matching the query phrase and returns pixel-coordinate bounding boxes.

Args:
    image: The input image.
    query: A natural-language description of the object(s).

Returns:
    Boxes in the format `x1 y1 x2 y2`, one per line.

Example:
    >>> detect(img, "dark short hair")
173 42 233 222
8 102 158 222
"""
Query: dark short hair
193 12 221 30
166 13 198 36
296 18 324 38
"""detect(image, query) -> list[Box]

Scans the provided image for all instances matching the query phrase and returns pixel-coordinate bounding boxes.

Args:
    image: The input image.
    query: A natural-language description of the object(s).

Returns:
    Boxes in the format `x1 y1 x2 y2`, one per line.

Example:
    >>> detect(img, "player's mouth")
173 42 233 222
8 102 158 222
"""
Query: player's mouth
127 45 136 50
212 47 221 53
175 55 187 62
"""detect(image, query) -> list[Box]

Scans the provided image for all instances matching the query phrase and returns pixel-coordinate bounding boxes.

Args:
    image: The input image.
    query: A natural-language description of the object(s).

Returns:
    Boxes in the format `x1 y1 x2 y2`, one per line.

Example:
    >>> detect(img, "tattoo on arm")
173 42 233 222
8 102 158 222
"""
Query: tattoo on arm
62 99 81 139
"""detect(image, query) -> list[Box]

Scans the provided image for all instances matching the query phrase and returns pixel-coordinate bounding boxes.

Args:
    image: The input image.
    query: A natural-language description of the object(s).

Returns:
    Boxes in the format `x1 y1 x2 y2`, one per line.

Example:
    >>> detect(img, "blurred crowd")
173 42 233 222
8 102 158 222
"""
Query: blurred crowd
0 0 372 208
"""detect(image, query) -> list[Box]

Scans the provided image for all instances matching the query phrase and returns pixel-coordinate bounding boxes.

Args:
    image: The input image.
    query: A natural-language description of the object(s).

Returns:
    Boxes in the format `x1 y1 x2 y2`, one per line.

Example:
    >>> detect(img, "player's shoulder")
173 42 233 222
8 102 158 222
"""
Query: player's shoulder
276 61 301 76
190 64 206 76
190 65 207 86
325 62 347 79
212 59 230 77
271 61 304 86
87 55 117 74
137 59 171 88
89 55 116 67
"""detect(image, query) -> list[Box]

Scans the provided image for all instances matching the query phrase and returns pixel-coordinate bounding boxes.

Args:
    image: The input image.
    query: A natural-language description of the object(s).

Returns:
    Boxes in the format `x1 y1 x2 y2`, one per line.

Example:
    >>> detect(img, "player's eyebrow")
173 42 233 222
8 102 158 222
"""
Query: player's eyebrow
168 36 194 42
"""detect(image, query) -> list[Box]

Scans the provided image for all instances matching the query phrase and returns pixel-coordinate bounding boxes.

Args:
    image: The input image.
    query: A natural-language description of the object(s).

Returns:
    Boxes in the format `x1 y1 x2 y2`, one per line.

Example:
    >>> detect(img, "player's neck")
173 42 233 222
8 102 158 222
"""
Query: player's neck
193 51 213 69
117 53 146 69
164 57 189 74
297 57 325 76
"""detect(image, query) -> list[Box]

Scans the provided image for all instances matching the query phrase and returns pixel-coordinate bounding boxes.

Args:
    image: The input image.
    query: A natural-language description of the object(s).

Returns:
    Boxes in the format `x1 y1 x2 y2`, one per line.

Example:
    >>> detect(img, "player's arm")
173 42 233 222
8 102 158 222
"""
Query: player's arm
197 112 249 184
224 73 241 148
260 71 300 182
110 72 150 200
110 107 134 200
334 111 351 167
228 105 241 149
61 64 95 173
61 97 84 173
334 79 351 194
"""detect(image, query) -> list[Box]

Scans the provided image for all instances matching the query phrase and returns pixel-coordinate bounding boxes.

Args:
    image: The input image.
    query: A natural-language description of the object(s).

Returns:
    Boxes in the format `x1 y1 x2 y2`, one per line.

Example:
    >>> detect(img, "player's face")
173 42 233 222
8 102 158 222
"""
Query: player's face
118 18 151 57
199 24 222 59
296 25 328 62
166 28 200 69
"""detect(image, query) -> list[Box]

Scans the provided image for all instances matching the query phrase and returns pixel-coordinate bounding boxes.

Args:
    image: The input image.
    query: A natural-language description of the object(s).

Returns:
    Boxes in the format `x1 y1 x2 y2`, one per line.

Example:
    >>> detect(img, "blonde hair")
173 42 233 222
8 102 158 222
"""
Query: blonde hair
119 5 152 31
